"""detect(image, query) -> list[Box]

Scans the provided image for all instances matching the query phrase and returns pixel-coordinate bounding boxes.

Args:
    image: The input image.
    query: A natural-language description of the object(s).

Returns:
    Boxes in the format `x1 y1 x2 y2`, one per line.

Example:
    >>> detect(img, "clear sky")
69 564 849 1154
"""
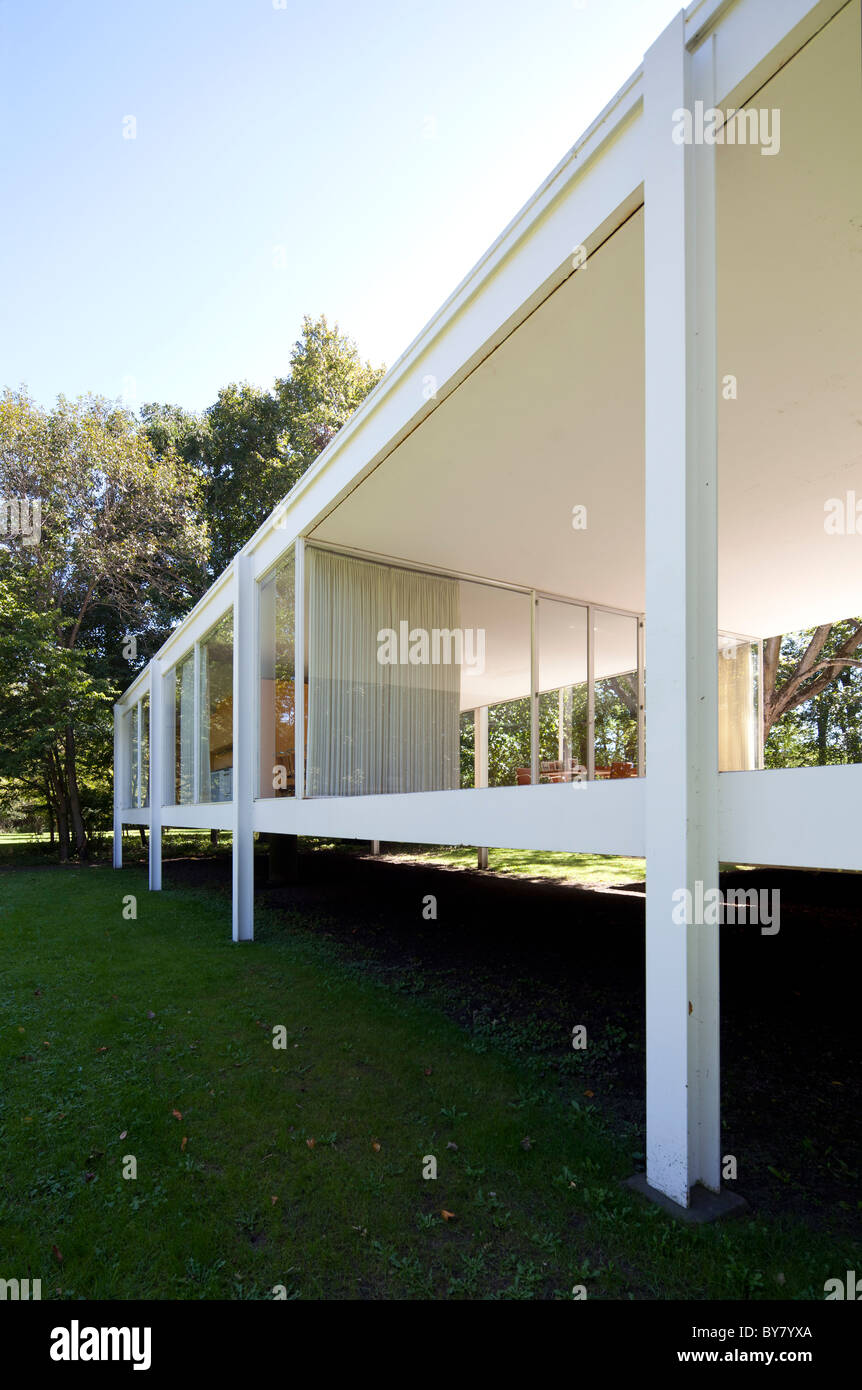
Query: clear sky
0 0 683 415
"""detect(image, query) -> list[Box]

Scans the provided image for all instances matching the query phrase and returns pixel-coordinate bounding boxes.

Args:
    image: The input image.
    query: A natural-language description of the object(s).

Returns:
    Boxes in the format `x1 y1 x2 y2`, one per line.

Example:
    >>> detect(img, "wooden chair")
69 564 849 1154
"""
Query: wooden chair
609 760 637 779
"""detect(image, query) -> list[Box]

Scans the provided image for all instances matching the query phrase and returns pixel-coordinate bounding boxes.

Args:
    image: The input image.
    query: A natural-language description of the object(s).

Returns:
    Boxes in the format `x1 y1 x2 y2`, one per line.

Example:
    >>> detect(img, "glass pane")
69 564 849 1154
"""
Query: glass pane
487 696 531 786
306 549 464 795
140 695 150 808
127 709 139 807
460 710 475 788
719 636 758 770
174 654 195 804
259 551 296 798
593 610 639 777
199 612 234 803
537 598 588 782
459 580 531 788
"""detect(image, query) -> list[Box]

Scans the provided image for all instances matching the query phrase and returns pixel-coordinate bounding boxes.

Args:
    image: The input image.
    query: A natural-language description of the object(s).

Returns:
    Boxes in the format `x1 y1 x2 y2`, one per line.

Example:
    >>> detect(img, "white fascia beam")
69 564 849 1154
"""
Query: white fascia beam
643 12 720 1207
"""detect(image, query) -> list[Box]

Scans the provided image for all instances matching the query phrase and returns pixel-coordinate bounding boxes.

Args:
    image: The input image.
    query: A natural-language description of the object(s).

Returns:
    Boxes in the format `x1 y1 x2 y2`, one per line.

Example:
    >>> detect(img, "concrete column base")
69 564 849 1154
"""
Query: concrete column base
624 1174 748 1224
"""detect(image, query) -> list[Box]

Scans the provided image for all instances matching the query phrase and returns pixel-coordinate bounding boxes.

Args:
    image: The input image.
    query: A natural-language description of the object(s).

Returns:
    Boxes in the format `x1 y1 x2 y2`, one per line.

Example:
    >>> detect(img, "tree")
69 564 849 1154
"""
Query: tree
185 315 385 581
275 313 385 469
0 563 111 860
0 388 209 858
763 620 862 742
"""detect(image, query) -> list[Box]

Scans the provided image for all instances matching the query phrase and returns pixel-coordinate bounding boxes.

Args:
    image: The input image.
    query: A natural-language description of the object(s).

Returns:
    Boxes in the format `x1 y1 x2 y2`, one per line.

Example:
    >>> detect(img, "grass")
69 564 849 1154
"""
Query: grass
376 845 646 885
0 828 231 869
0 864 857 1300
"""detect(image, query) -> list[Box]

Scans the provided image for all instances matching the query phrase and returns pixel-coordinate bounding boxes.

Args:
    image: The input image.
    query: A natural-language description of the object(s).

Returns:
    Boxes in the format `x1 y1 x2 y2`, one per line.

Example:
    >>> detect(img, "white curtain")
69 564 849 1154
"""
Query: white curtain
718 639 757 771
306 548 461 796
179 659 195 803
198 647 211 801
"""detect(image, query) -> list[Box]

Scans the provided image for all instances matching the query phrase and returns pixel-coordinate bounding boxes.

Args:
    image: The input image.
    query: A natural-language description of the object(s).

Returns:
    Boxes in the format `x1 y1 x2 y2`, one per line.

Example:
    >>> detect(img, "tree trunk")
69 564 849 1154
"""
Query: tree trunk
210 828 220 847
65 723 88 859
47 754 71 863
45 777 55 846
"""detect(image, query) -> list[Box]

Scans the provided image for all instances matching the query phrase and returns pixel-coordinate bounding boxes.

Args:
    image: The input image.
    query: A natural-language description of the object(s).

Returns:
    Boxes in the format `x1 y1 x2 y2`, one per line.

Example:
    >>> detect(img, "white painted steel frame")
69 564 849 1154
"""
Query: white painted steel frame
643 12 720 1206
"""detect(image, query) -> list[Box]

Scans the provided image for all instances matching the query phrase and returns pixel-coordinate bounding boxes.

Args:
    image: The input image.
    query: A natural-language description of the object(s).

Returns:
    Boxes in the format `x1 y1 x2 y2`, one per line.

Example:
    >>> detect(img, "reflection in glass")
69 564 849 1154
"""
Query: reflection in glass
199 612 234 803
174 653 195 805
593 610 639 777
140 694 150 808
259 552 297 797
537 598 588 782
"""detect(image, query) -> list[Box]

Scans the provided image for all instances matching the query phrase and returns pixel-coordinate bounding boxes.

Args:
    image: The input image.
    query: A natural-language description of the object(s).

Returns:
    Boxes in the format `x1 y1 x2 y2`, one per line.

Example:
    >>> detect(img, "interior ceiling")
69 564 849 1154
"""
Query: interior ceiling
312 0 862 640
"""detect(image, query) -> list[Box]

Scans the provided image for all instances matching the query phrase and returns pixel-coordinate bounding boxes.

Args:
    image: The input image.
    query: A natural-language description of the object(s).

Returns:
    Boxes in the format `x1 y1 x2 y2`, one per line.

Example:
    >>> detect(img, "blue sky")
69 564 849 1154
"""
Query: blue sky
0 0 682 414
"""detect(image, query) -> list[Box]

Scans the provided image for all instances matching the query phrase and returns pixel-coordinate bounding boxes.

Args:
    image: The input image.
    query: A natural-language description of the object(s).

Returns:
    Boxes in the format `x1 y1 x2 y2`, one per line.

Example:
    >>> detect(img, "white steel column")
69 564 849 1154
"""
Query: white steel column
475 705 489 869
232 555 255 941
112 704 123 868
148 660 163 892
643 15 720 1207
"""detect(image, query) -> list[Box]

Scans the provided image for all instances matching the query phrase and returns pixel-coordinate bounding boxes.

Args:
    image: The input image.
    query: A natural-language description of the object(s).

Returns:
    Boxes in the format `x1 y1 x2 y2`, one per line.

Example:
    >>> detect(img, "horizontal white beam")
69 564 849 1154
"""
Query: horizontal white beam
252 779 646 857
692 0 846 109
160 804 234 831
718 764 862 871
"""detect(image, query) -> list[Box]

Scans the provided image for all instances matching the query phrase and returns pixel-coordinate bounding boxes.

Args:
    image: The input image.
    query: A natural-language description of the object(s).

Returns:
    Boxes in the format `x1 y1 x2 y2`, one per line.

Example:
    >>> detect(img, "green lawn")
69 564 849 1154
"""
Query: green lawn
377 845 646 885
0 865 855 1300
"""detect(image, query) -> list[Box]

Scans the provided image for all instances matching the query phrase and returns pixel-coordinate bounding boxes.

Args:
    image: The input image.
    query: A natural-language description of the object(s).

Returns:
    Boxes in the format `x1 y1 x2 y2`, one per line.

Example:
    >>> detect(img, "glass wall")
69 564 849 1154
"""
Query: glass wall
199 612 234 803
718 636 759 771
593 609 639 777
459 580 532 788
537 598 589 782
259 549 297 797
124 696 150 808
174 652 195 804
305 548 468 795
127 707 139 807
140 694 150 807
294 544 645 797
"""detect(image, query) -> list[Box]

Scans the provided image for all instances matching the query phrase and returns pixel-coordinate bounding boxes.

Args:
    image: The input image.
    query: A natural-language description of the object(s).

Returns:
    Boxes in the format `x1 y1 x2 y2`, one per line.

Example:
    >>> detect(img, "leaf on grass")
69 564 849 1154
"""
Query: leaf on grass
52 1245 63 1264
96 1046 108 1054
446 1142 458 1151
119 1131 127 1140
271 1195 278 1206
172 1109 182 1121
371 1140 381 1152
584 1090 594 1098
181 1136 187 1152
306 1138 315 1149
424 1067 432 1076
520 1137 533 1150
440 1210 455 1221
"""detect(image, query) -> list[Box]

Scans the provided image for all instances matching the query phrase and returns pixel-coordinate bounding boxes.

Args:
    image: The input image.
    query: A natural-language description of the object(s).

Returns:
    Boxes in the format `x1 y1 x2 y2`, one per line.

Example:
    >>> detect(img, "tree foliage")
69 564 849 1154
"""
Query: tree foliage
0 388 208 857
